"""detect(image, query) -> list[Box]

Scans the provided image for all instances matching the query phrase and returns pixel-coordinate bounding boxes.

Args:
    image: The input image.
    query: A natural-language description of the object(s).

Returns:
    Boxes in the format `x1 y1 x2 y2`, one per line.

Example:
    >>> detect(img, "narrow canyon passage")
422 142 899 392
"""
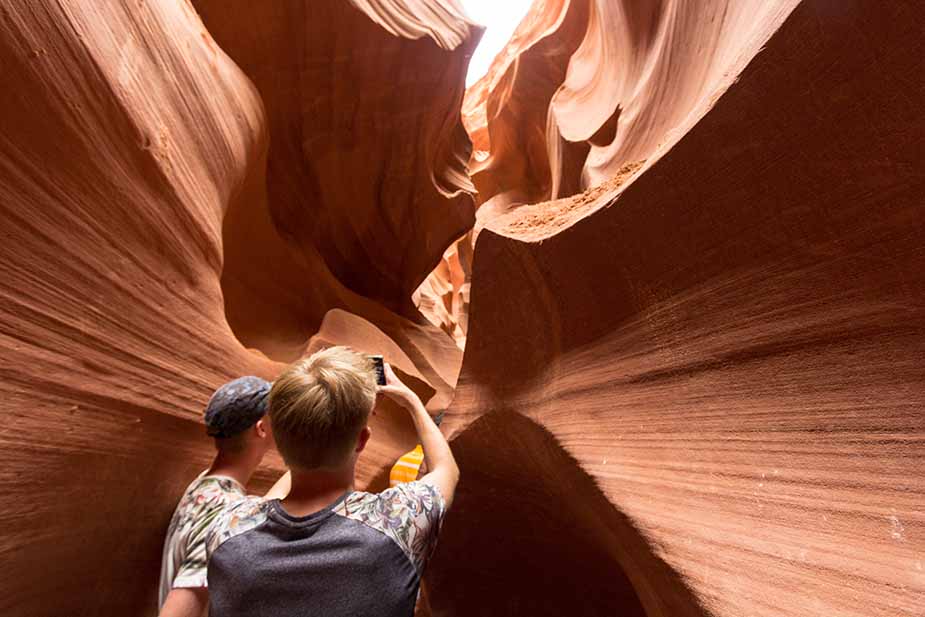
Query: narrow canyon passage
0 1 922 616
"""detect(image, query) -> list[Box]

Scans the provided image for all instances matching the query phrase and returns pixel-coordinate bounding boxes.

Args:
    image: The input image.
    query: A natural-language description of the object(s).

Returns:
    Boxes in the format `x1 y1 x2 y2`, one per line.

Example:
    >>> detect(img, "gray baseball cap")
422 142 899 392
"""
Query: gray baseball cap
204 376 271 438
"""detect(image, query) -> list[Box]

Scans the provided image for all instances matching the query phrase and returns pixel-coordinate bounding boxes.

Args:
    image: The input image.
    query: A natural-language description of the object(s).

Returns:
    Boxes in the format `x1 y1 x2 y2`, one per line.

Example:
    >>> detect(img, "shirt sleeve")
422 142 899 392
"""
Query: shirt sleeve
172 558 208 589
340 480 447 573
171 497 230 590
203 497 268 560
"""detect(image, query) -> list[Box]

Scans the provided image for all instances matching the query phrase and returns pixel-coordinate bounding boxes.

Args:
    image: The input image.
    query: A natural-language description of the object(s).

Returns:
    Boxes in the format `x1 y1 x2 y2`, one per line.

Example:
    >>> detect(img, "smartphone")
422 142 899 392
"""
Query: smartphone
370 355 386 385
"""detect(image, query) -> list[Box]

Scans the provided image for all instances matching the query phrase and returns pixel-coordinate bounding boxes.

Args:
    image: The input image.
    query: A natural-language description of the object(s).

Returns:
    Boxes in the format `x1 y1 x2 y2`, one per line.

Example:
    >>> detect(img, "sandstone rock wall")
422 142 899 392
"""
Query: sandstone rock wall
0 2 467 614
194 0 478 353
431 2 925 616
464 0 798 213
423 0 803 344
0 3 271 613
0 0 922 615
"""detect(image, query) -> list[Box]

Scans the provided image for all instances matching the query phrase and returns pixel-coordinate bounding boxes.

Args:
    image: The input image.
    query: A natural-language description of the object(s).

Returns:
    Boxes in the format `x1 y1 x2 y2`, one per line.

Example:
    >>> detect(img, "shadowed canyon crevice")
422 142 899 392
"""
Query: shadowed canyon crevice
427 410 703 617
0 0 922 616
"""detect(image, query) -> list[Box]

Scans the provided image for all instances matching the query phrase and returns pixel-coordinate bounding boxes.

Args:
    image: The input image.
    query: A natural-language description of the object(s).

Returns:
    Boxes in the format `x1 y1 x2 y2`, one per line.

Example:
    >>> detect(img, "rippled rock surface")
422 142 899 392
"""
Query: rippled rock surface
0 1 922 616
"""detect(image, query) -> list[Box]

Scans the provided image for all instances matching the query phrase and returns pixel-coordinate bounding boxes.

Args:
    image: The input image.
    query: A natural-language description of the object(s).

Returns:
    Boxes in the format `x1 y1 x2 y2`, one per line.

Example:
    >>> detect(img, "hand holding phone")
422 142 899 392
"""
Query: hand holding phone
370 355 386 386
376 362 423 411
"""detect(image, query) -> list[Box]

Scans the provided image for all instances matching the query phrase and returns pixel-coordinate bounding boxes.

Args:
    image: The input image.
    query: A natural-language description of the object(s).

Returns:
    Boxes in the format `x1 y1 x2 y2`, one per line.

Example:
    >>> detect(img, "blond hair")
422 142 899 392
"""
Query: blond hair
269 346 377 469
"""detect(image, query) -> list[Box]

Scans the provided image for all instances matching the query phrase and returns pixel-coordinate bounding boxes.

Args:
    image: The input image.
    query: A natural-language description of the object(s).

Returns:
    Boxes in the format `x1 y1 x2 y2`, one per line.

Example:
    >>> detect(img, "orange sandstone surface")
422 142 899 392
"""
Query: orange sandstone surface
0 1 922 616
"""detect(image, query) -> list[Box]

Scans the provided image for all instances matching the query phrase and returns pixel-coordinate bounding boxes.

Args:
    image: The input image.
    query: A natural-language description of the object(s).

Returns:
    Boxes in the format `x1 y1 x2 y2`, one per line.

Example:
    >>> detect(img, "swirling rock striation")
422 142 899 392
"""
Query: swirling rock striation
426 0 801 344
1 0 922 616
431 1 925 616
465 0 797 211
194 0 478 348
0 1 469 615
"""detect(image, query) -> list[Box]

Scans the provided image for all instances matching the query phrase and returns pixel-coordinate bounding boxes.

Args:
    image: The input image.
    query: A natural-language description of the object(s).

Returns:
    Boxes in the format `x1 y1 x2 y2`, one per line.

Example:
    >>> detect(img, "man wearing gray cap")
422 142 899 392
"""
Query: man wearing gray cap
157 376 289 617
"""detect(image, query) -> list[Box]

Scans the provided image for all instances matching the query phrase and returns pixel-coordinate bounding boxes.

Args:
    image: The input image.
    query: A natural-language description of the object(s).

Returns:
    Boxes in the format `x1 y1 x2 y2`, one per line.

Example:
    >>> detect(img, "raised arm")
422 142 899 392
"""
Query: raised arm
377 363 459 507
264 470 291 500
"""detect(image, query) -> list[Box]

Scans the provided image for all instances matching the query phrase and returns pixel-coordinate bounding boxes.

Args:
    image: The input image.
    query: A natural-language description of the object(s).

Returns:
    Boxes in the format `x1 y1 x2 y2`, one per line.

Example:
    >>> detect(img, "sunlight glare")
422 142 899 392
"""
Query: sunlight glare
462 0 534 86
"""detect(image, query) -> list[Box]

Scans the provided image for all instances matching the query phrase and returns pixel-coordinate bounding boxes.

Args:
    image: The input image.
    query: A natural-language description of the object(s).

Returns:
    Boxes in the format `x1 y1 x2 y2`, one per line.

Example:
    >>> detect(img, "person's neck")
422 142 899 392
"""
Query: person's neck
280 463 356 517
205 448 261 488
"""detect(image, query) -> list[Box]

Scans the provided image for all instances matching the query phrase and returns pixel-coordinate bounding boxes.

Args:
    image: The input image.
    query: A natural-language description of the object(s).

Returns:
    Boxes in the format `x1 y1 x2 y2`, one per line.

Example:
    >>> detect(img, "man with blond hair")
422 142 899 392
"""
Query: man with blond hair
203 346 459 617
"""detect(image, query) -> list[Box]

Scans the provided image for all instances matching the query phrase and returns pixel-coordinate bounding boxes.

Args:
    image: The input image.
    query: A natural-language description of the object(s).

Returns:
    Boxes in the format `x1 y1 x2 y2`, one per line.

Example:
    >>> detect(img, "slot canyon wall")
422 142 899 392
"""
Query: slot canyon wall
0 1 922 617
430 1 924 616
0 1 470 614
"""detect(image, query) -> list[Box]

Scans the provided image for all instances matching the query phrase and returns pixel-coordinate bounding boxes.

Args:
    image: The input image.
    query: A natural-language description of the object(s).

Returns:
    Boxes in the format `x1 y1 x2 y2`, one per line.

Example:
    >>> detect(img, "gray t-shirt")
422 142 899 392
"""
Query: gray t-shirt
203 480 446 617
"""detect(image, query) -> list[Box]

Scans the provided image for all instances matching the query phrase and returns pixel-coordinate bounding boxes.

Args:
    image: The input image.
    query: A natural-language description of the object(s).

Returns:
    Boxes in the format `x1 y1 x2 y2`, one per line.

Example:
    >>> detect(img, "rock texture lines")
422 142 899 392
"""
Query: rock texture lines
436 2 925 616
0 1 922 616
0 2 465 614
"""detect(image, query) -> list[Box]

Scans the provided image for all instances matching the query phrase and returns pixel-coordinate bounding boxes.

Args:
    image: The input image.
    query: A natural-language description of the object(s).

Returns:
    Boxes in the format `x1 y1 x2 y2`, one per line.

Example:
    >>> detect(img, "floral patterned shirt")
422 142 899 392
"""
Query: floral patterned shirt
203 480 447 617
158 473 245 608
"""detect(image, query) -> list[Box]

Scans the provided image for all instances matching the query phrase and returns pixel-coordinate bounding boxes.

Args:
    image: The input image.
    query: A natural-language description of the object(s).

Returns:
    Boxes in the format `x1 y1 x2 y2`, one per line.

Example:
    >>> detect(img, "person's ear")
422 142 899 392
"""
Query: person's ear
254 418 269 439
355 426 371 453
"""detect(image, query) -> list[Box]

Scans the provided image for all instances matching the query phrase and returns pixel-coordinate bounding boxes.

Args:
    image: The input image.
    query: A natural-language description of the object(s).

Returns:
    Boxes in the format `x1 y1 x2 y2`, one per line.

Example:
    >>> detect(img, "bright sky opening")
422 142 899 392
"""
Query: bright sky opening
462 0 534 86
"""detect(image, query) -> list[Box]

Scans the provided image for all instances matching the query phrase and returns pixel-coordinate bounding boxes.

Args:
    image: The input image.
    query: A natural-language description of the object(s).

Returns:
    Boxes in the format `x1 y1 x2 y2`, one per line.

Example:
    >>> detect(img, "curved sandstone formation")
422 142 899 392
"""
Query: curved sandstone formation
430 1 925 616
412 234 472 346
0 1 466 615
194 0 478 329
426 0 802 343
0 3 273 614
0 0 922 615
465 0 797 211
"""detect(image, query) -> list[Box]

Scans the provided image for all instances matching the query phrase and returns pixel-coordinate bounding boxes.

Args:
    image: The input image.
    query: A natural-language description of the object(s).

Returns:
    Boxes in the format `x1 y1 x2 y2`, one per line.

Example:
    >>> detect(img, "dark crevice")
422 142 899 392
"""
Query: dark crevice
425 410 709 617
